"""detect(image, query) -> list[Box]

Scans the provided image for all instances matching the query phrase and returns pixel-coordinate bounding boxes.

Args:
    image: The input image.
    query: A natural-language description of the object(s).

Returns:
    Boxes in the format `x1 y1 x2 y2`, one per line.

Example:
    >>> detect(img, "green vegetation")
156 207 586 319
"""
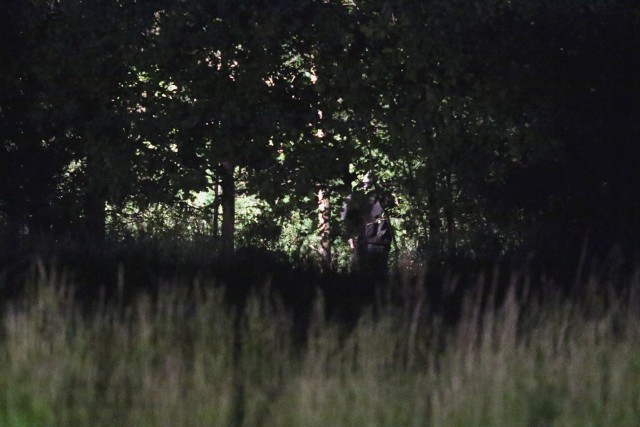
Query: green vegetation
3 0 640 265
2 262 640 426
2 2 640 423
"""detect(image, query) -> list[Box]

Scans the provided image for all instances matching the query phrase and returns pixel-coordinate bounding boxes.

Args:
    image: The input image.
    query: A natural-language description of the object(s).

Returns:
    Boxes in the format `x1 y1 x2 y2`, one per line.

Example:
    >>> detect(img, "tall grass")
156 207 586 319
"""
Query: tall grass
2 262 640 426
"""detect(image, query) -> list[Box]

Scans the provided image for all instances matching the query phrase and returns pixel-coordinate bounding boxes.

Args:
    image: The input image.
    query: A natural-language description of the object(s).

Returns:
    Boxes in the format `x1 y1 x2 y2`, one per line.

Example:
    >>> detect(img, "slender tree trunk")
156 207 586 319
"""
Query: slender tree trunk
84 150 106 243
84 190 106 243
444 173 456 255
317 188 331 270
213 174 220 238
427 187 442 256
219 161 235 257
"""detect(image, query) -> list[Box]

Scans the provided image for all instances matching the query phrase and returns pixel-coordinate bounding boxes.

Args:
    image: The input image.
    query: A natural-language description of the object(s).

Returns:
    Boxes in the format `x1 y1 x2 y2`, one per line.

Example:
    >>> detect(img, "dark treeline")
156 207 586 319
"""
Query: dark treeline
2 0 640 286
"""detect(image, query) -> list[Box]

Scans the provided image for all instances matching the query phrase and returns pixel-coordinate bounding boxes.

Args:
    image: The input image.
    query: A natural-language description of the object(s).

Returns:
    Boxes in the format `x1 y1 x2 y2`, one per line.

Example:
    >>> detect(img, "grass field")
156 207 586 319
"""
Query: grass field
1 260 640 426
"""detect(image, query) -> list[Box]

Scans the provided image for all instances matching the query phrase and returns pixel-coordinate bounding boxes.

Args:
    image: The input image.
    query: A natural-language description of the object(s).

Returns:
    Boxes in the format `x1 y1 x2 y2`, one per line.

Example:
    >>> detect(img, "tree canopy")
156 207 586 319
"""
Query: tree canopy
1 0 639 268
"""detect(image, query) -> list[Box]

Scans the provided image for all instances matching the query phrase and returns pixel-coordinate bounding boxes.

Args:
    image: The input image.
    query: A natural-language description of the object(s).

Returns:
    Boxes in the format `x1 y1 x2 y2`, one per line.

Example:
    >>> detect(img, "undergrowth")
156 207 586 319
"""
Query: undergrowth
1 260 640 426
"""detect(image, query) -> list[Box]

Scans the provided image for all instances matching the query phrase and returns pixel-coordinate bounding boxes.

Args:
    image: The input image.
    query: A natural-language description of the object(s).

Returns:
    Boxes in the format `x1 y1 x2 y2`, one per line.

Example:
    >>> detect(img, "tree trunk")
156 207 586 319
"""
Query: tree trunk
213 174 220 238
427 187 442 256
84 150 106 243
219 162 235 257
444 172 456 255
84 191 106 243
317 188 331 270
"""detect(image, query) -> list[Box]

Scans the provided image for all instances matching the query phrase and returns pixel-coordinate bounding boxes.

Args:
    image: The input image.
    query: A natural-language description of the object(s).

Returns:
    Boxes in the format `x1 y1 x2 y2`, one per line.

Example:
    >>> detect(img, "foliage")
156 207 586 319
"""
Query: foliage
1 0 639 265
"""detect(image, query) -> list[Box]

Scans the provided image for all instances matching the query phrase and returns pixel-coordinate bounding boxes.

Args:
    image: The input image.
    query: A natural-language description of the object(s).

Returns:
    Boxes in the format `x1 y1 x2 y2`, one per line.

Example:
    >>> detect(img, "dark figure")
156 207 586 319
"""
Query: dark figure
341 172 394 278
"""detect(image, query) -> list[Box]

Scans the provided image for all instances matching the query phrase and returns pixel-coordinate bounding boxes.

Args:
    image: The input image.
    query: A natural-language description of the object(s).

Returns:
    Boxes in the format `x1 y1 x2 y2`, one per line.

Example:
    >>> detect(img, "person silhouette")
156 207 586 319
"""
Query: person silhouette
341 172 394 278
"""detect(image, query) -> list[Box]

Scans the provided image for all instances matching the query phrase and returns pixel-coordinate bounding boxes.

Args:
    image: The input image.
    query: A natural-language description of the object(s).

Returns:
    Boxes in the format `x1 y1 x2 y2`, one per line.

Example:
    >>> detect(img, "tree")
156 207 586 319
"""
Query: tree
486 0 640 259
39 0 154 242
319 0 542 259
3 0 638 271
0 0 157 244
137 1 336 257
0 0 73 242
